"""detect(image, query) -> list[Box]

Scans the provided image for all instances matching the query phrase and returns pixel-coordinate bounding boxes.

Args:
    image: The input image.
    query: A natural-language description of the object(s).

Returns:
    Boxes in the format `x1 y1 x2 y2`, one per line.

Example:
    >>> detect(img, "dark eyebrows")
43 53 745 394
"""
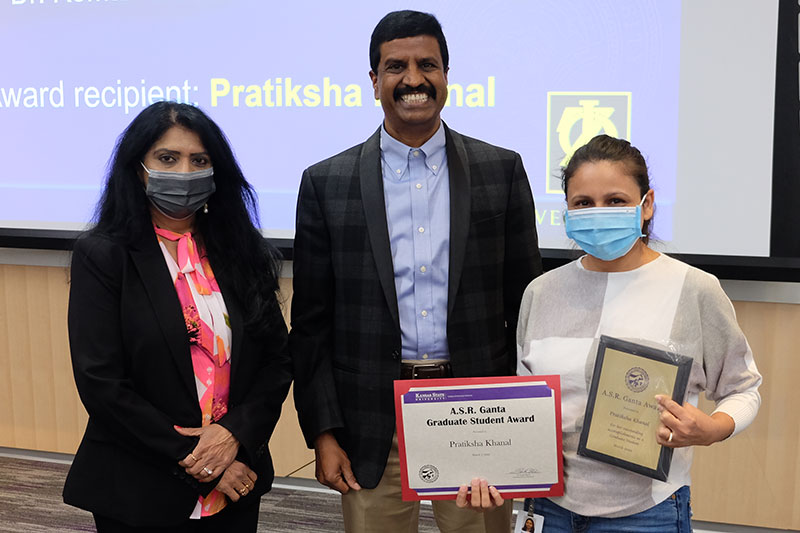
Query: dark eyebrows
568 191 634 203
568 194 591 203
151 148 210 159
383 57 406 67
381 57 441 72
603 191 634 199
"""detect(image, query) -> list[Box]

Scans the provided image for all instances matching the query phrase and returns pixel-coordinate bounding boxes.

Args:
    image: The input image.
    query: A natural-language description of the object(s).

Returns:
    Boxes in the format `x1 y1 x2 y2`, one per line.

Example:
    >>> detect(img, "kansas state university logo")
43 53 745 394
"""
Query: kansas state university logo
419 464 440 483
546 92 632 193
625 367 649 393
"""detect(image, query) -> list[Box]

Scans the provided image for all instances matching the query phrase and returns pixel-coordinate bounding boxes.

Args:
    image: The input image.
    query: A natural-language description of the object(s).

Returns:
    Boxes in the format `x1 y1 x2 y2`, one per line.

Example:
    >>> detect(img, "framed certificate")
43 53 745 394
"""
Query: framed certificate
577 335 692 481
394 375 564 501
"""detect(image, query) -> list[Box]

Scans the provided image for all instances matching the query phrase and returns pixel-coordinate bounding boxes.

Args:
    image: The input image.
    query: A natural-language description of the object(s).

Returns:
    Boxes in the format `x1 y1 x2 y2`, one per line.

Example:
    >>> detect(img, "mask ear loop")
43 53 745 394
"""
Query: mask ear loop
140 162 151 195
638 194 648 238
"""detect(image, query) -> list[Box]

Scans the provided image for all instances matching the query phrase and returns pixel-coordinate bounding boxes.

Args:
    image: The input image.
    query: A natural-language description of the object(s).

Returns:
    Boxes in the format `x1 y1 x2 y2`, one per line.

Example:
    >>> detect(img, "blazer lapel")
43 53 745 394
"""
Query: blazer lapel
219 278 245 389
129 230 196 398
360 127 400 328
445 125 471 317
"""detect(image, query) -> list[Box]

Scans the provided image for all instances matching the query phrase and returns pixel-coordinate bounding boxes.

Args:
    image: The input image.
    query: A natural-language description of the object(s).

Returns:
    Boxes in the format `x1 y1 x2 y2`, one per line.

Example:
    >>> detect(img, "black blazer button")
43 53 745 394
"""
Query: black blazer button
391 350 400 360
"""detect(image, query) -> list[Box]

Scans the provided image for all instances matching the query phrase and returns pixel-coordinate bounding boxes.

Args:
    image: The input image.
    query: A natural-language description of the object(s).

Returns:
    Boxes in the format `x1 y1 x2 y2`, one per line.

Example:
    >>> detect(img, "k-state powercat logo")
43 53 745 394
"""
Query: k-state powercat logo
546 92 632 193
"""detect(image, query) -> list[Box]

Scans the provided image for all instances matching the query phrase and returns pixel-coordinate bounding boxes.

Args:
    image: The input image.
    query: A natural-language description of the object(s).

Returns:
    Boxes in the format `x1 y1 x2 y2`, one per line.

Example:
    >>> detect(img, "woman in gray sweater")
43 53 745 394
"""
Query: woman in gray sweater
515 135 762 532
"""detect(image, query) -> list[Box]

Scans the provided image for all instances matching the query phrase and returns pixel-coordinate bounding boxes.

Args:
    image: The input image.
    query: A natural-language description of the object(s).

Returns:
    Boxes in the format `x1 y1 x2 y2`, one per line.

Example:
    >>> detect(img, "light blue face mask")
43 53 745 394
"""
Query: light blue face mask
564 196 646 261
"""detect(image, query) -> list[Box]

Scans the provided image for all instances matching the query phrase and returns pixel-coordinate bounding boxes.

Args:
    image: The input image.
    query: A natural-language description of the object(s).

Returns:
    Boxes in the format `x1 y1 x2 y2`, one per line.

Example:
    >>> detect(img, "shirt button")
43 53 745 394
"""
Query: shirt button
413 150 420 157
422 353 429 359
418 227 425 233
206 379 212 386
432 164 438 170
420 265 427 273
421 310 428 317
204 414 211 421
207 367 212 373
396 168 402 174
416 183 422 189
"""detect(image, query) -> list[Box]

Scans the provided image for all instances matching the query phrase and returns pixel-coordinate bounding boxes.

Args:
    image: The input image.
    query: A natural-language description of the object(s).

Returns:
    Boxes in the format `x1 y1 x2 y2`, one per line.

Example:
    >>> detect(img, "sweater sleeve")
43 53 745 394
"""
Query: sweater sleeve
697 274 762 437
516 281 536 376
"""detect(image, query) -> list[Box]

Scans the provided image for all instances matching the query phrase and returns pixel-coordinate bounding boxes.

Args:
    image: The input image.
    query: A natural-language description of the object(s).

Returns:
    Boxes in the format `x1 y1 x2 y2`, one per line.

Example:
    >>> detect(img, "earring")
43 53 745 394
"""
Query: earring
203 203 209 214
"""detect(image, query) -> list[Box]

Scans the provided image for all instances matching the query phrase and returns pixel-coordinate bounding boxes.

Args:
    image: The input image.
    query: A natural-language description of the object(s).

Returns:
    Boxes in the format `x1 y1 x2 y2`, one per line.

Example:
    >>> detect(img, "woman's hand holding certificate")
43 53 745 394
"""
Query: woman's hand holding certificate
455 478 504 511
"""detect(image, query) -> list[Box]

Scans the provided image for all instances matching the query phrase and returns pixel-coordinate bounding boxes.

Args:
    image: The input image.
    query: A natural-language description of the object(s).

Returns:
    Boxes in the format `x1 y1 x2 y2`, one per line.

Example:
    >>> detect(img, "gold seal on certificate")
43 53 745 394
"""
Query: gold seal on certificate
578 335 692 480
394 375 564 501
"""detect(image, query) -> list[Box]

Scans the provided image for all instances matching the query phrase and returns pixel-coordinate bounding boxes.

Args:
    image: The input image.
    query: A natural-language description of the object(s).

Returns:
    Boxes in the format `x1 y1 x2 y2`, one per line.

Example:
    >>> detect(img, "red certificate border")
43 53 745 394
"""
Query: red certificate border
394 375 564 501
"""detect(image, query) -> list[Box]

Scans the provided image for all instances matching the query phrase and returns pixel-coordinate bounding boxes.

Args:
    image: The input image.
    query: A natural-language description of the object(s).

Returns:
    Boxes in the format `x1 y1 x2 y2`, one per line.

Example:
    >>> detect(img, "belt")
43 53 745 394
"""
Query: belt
400 361 452 380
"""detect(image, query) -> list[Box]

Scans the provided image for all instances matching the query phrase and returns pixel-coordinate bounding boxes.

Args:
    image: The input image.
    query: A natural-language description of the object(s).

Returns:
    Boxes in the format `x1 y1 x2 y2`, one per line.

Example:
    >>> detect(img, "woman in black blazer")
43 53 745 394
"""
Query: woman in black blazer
63 101 292 532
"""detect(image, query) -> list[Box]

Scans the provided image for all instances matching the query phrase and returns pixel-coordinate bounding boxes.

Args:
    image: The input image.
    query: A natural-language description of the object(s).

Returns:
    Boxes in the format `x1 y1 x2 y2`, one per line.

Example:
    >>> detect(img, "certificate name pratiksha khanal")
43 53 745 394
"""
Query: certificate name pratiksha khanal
449 438 513 447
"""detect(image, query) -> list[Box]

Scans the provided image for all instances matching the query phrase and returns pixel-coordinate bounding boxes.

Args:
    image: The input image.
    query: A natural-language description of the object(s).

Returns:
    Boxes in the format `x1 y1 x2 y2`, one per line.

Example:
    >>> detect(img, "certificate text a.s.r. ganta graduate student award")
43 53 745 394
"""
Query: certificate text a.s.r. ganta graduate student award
394 375 564 501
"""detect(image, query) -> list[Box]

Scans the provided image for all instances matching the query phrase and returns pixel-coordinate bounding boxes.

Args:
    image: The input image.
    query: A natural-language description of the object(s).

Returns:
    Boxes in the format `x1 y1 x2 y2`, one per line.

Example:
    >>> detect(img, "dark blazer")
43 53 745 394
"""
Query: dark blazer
63 229 292 527
290 124 542 488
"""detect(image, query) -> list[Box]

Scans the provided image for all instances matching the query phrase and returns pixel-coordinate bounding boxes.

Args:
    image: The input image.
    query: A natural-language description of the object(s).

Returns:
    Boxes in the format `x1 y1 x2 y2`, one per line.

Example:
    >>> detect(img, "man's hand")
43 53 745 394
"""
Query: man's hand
456 478 504 511
213 460 258 503
176 424 239 482
314 431 361 494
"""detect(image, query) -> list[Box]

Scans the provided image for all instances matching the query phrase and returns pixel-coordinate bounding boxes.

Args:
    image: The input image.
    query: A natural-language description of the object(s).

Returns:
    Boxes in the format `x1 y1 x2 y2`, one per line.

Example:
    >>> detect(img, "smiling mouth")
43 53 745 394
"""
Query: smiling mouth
400 93 430 104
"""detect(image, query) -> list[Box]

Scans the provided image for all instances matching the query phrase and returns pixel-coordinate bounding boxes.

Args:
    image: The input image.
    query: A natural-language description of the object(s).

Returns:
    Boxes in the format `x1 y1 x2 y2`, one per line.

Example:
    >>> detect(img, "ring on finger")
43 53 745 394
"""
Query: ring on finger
202 466 213 476
189 453 198 463
238 487 247 495
667 431 674 443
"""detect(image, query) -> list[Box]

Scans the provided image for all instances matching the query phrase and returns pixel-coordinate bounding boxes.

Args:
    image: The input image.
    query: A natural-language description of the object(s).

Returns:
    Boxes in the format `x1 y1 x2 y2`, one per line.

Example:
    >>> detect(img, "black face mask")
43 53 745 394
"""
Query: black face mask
141 162 215 220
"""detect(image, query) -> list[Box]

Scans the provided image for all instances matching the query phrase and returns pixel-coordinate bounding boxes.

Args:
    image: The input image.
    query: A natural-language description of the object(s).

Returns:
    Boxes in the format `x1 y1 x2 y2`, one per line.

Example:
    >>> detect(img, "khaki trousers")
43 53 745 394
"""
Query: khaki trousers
341 434 513 533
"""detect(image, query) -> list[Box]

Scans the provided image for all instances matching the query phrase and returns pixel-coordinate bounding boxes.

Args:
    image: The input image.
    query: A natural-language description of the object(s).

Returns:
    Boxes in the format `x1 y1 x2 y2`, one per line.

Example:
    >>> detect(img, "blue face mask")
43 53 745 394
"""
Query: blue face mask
564 196 646 261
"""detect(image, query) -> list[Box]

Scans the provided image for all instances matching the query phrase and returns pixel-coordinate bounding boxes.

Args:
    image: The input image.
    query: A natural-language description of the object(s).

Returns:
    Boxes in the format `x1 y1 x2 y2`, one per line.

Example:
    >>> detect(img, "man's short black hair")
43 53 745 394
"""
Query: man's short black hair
369 10 449 73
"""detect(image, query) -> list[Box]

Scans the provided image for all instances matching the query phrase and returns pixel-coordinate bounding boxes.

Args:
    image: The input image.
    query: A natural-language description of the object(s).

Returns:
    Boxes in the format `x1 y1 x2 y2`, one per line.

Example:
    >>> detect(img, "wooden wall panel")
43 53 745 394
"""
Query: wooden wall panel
1 264 799 528
48 268 88 453
690 301 800 530
0 265 86 453
270 385 315 478
0 266 13 446
272 277 316 478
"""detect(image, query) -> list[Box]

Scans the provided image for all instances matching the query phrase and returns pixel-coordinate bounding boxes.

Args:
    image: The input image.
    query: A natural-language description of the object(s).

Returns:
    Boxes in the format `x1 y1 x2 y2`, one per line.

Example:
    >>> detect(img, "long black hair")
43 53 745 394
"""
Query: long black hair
92 101 282 336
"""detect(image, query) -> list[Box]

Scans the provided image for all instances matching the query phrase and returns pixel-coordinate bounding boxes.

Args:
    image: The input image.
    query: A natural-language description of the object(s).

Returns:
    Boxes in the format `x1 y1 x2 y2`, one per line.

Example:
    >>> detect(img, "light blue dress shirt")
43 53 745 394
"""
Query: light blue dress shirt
380 124 450 361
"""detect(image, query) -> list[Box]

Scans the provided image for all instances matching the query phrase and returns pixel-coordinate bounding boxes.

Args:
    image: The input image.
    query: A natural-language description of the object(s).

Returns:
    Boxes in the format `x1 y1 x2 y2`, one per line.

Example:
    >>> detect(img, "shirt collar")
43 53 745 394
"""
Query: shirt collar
380 122 447 180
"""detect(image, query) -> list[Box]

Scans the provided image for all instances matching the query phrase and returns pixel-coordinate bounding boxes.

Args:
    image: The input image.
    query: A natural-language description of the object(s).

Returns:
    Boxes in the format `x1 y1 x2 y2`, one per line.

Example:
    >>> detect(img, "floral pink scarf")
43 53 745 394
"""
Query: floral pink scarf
155 226 231 517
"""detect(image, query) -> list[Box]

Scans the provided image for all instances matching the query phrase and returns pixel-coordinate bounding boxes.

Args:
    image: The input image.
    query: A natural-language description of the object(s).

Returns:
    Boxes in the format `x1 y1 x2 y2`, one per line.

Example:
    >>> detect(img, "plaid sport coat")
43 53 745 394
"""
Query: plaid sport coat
290 124 543 488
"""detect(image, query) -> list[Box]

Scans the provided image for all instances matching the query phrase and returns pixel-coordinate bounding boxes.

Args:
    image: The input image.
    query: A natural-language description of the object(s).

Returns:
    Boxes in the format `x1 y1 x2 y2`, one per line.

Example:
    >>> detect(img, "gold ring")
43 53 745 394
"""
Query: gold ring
243 481 251 489
189 453 198 462
668 431 674 443
238 487 247 495
202 466 213 476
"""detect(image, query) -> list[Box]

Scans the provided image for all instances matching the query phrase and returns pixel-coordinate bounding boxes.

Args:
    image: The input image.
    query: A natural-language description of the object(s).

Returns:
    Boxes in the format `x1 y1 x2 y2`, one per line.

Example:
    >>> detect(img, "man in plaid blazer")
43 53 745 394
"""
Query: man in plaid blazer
290 10 542 532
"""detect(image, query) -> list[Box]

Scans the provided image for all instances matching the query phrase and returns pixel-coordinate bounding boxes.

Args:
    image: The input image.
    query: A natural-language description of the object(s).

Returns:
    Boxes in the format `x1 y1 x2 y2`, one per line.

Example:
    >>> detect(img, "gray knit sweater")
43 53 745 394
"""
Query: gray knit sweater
516 254 761 518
